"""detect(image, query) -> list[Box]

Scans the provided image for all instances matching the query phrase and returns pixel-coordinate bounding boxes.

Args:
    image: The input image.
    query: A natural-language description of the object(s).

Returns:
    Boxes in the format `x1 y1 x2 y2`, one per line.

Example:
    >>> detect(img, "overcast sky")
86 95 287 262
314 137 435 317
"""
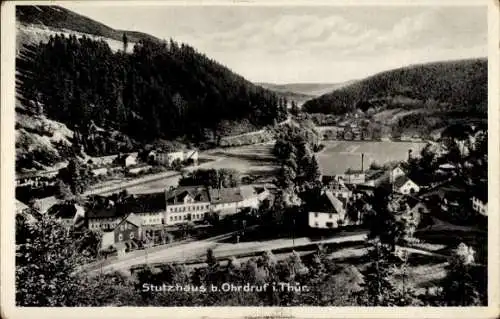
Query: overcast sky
64 4 487 84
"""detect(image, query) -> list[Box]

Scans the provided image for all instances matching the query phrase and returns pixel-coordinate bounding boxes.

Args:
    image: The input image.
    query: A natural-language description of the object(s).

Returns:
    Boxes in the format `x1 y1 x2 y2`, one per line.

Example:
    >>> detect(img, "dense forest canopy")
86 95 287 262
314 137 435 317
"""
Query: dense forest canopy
16 34 287 152
302 59 487 115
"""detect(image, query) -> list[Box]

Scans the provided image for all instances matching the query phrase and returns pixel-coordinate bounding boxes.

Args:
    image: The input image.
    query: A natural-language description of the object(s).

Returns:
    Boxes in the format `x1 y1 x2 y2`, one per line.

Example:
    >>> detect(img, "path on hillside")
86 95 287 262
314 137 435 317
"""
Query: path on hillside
219 115 292 141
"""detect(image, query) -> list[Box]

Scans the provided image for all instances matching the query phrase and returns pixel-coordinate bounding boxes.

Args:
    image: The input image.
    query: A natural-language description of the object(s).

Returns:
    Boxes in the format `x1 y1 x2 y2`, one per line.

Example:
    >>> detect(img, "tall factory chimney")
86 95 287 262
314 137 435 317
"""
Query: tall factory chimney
361 153 364 172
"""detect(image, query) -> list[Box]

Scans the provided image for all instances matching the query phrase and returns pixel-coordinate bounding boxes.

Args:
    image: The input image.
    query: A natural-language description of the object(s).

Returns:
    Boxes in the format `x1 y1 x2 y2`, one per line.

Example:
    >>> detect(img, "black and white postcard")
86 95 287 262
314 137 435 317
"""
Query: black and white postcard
1 0 498 318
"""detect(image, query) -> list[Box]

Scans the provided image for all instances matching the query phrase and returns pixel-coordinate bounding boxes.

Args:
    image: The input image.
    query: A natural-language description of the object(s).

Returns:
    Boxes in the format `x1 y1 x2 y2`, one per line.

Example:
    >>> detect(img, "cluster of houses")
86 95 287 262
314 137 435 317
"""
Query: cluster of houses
16 148 200 202
321 125 374 141
308 155 488 229
16 169 59 187
18 183 271 255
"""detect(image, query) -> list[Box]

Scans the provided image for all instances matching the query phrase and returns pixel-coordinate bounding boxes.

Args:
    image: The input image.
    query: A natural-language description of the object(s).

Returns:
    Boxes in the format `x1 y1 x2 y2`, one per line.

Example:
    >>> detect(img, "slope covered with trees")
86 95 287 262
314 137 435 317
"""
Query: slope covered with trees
302 59 487 116
16 32 287 157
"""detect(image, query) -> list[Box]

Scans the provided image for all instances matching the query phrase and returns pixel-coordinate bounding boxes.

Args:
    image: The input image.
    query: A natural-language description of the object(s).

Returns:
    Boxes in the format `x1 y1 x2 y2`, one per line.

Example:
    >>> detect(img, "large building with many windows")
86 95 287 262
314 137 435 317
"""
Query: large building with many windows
164 186 211 225
163 185 271 225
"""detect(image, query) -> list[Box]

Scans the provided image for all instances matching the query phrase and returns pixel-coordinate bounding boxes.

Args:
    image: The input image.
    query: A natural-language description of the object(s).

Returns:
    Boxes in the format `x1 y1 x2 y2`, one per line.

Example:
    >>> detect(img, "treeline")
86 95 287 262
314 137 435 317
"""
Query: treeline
302 58 487 115
16 34 287 155
178 168 240 189
273 123 321 190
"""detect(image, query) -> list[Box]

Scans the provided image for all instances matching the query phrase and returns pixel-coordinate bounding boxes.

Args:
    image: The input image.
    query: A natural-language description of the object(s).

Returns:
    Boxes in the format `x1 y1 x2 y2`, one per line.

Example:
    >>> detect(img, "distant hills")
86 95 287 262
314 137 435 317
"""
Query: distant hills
302 58 487 116
257 82 356 97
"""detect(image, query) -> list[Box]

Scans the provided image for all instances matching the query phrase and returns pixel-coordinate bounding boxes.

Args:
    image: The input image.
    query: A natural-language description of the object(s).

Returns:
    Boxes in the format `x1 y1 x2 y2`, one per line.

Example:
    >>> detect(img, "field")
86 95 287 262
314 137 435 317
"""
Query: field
95 140 428 195
317 141 427 175
202 143 278 180
107 143 278 194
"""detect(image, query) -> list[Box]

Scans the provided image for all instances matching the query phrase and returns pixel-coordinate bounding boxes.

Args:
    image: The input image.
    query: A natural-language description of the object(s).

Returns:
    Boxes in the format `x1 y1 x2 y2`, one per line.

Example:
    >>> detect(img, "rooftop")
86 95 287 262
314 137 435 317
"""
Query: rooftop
129 192 166 213
209 187 244 204
311 190 345 217
117 213 142 228
34 196 60 214
393 175 412 189
47 203 78 219
166 186 210 205
16 200 29 213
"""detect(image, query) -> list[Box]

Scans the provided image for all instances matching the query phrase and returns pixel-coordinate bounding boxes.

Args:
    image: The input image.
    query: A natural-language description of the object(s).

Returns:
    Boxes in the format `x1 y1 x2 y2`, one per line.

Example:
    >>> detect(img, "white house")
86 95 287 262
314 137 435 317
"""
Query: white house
308 190 347 229
309 211 344 229
393 176 420 195
92 167 108 176
86 200 125 231
471 194 487 216
164 186 211 225
163 185 271 225
390 165 407 184
335 171 366 185
128 165 152 174
183 149 199 165
124 154 137 167
438 163 456 171
157 151 184 166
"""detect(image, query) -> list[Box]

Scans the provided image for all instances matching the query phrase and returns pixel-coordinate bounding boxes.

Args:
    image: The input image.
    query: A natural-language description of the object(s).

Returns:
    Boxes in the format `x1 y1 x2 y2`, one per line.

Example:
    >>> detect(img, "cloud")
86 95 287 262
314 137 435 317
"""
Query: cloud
186 9 448 56
173 7 486 83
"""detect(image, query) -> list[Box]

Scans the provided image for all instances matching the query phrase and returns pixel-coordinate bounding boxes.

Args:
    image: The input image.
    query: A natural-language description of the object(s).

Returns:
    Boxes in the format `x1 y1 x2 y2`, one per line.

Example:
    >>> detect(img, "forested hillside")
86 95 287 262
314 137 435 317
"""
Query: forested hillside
16 29 287 161
302 59 487 116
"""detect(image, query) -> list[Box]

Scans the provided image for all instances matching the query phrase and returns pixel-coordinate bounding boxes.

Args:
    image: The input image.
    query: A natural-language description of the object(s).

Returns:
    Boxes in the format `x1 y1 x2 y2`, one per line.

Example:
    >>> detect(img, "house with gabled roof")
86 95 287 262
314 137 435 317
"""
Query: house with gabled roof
239 185 270 209
86 197 127 231
47 202 86 230
183 149 199 165
389 164 407 184
32 196 60 214
100 213 142 256
393 175 420 195
16 200 38 224
164 186 211 225
126 192 167 226
115 153 137 167
308 189 347 229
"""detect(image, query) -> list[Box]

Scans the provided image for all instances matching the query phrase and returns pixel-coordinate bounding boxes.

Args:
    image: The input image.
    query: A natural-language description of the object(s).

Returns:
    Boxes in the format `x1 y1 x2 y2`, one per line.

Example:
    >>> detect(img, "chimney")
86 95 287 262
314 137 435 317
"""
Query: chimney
361 153 364 172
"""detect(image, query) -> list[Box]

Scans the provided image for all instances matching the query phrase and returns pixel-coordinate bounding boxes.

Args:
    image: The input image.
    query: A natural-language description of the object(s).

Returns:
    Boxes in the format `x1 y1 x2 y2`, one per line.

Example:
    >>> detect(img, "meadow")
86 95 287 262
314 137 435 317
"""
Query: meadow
202 143 279 181
317 140 427 175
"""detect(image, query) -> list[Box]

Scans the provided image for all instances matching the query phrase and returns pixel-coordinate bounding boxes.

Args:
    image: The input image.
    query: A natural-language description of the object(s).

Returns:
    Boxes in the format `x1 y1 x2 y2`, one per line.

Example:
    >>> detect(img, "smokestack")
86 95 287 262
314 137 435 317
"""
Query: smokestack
361 153 364 172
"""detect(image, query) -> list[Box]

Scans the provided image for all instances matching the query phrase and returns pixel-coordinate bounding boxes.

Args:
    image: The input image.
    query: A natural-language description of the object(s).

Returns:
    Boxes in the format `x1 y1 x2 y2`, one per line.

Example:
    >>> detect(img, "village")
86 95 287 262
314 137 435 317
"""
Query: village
11 3 492 309
15 112 488 274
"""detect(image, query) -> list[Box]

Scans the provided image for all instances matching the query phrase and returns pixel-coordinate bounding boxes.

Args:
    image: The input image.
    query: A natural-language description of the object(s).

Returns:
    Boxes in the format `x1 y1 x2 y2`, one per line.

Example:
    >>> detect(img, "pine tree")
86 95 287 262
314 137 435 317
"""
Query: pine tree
122 33 128 52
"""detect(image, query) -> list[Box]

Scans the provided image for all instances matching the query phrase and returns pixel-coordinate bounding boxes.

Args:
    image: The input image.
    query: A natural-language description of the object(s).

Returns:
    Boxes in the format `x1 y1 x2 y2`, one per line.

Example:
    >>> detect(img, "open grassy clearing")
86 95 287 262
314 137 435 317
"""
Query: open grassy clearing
201 143 278 181
317 141 426 175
